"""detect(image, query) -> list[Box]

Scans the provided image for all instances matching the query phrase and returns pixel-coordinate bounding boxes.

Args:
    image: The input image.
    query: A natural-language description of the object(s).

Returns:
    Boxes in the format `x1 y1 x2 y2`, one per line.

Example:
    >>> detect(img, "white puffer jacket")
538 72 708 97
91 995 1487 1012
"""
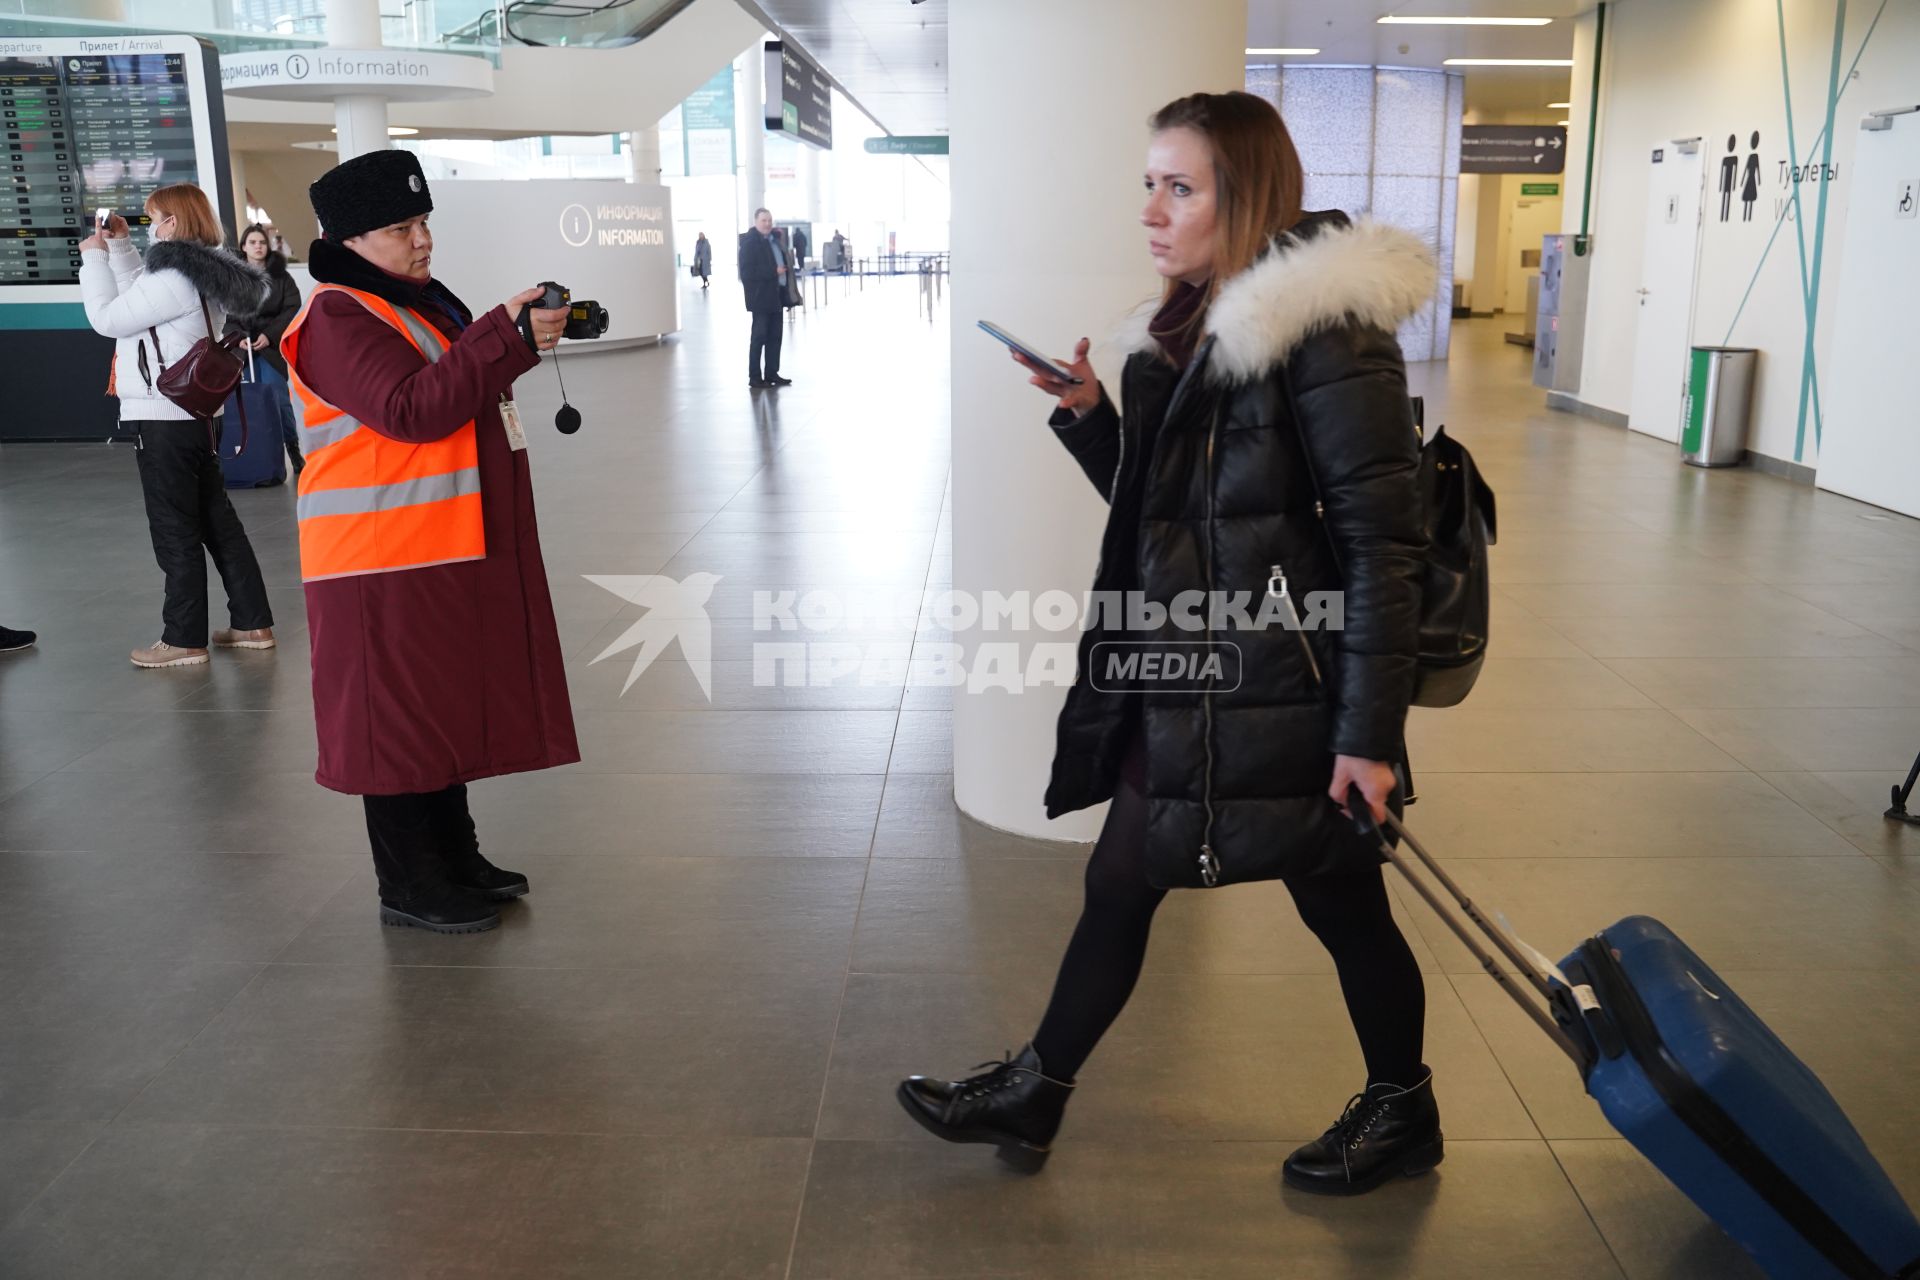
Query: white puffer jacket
79 238 269 422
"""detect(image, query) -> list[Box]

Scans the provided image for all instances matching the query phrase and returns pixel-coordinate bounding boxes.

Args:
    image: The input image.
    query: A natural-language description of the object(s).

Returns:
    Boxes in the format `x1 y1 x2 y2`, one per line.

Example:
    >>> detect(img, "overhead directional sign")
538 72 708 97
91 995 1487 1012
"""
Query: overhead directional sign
763 39 832 150
1461 125 1567 174
864 135 948 155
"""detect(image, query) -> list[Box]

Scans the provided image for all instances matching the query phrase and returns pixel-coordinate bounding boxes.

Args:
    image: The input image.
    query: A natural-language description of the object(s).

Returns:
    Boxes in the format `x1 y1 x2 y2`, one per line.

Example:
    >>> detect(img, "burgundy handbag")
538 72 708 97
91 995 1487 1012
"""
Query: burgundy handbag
138 293 249 449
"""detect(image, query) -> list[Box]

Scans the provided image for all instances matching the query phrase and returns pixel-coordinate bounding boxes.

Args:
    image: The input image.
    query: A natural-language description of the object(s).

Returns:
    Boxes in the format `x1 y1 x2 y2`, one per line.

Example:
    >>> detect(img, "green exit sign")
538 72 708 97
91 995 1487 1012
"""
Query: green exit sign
1521 182 1561 196
864 135 949 155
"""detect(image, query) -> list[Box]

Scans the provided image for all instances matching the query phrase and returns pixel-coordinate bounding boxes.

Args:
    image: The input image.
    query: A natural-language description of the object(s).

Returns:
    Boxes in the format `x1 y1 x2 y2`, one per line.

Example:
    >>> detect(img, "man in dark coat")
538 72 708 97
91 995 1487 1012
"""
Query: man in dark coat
294 149 580 934
738 207 790 388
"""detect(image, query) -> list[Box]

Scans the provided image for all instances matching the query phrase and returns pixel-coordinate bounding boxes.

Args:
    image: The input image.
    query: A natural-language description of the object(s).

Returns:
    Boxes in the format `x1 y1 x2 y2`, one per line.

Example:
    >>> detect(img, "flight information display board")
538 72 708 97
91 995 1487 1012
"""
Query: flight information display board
1 37 222 288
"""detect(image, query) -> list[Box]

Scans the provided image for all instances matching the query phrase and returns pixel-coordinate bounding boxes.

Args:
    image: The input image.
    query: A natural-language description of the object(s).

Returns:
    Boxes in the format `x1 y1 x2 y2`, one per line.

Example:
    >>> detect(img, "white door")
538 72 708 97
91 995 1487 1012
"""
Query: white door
1628 142 1706 441
1815 112 1920 517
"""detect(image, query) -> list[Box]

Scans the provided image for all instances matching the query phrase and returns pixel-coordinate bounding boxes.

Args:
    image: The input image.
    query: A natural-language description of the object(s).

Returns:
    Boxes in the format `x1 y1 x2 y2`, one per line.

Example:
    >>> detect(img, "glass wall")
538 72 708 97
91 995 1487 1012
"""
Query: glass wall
1246 64 1463 362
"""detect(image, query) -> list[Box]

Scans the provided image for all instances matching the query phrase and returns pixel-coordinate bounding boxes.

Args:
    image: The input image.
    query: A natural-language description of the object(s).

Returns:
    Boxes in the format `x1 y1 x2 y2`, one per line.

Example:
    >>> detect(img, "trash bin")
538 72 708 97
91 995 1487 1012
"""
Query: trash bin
1681 346 1758 468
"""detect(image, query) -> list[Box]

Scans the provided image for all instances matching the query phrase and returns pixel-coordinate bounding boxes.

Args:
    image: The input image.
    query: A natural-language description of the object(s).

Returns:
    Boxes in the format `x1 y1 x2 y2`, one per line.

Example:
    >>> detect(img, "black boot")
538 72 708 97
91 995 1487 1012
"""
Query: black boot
429 784 530 901
364 793 501 934
896 1044 1073 1169
1282 1068 1443 1195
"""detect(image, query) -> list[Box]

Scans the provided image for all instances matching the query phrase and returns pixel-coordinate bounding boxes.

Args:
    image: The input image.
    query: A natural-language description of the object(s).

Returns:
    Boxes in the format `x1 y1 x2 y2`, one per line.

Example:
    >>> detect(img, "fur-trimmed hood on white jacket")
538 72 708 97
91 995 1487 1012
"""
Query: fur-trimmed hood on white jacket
1113 214 1437 382
80 237 269 421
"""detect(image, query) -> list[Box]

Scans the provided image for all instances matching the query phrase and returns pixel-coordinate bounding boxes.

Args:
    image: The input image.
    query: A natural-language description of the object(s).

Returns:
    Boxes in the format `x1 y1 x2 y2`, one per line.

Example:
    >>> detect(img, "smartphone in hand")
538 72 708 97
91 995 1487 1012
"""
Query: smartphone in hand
977 320 1084 384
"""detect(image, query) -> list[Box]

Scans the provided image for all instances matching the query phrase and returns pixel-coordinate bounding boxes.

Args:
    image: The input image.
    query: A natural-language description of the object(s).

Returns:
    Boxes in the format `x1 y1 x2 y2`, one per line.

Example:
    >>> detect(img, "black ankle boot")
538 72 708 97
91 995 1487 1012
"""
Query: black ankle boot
445 853 530 902
427 785 529 901
378 883 500 934
1282 1068 1443 1195
897 1044 1074 1168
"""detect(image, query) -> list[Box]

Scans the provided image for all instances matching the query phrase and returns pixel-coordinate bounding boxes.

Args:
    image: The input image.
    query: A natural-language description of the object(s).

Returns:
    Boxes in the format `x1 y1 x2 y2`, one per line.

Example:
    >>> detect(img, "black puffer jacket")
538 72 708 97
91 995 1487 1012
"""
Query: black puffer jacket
223 251 302 378
1044 211 1434 887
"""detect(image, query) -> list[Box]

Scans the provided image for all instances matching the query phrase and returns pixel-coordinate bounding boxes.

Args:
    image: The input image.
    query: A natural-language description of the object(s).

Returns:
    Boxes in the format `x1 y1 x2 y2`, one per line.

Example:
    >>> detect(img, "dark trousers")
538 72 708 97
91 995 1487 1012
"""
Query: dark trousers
363 784 481 902
132 419 273 649
749 304 784 380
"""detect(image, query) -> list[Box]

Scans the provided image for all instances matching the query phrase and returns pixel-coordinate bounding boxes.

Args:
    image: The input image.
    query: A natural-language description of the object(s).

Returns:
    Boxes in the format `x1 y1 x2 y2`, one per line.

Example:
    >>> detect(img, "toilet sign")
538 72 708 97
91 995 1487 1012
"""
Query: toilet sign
1898 179 1917 219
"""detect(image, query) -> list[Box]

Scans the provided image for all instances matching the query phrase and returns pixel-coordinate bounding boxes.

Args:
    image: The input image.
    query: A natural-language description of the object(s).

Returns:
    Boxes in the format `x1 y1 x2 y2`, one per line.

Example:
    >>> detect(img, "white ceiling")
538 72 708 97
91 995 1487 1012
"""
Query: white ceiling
739 0 1584 136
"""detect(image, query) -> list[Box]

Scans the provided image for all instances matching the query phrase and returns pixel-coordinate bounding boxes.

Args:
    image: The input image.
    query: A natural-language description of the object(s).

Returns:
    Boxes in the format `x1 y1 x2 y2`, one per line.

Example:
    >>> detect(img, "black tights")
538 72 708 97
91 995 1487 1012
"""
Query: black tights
1031 776 1427 1087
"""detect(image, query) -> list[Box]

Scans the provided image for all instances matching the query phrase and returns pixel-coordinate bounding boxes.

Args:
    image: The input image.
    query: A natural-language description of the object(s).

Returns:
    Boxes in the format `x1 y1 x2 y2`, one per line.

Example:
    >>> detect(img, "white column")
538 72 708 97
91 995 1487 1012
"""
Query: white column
325 0 381 46
334 95 391 161
950 0 1246 840
327 0 390 161
733 45 767 225
628 125 663 184
800 140 822 224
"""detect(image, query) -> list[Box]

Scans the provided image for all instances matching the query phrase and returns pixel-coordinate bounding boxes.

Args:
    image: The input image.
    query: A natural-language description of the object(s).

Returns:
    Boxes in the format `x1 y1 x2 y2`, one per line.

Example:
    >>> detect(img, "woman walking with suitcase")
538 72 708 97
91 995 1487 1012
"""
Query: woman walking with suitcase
79 183 277 669
897 91 1441 1195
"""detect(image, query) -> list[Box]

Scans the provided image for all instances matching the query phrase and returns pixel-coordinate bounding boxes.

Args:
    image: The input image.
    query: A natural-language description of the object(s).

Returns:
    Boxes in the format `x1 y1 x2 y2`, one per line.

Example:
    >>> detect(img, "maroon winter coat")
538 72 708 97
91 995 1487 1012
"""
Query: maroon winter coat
293 238 579 795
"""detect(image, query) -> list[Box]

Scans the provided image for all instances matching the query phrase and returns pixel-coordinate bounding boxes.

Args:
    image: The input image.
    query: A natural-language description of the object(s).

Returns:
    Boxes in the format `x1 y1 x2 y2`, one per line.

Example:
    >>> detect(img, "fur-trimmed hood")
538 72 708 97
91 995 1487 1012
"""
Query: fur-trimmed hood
146 238 270 314
1115 213 1437 383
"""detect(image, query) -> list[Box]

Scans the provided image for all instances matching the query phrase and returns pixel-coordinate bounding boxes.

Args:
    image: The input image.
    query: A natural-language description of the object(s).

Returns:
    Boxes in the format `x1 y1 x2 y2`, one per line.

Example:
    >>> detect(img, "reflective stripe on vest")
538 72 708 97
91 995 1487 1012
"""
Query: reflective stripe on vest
282 282 486 582
296 465 482 521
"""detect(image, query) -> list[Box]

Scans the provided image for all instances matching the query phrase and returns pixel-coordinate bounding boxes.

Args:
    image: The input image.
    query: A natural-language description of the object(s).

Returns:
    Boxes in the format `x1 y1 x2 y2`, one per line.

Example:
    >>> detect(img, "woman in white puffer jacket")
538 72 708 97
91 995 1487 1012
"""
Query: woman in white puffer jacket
79 182 279 670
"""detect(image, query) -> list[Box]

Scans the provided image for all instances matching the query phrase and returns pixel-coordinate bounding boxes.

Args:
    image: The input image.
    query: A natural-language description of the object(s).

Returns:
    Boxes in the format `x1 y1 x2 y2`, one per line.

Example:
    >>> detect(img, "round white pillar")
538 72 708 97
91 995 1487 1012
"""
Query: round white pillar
325 0 382 46
333 94 391 161
800 140 822 225
733 45 767 224
628 126 663 184
327 0 390 160
949 0 1246 839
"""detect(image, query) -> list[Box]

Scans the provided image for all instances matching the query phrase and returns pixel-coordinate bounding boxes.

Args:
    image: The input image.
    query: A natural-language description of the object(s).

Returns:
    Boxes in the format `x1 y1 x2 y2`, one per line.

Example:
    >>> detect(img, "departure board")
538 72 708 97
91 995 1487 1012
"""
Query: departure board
1 49 200 286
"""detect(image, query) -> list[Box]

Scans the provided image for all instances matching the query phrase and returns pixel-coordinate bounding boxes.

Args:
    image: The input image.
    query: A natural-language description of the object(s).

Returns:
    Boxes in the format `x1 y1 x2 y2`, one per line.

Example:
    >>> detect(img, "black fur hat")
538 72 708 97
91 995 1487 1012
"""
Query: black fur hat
309 149 432 242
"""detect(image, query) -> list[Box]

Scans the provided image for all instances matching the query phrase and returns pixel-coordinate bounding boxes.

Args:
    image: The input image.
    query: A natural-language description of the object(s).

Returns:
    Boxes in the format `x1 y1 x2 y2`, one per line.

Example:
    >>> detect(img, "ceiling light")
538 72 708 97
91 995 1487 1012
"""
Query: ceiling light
1245 47 1321 56
1443 58 1575 66
1556 119 1570 125
328 125 420 137
1547 101 1572 109
1378 15 1554 25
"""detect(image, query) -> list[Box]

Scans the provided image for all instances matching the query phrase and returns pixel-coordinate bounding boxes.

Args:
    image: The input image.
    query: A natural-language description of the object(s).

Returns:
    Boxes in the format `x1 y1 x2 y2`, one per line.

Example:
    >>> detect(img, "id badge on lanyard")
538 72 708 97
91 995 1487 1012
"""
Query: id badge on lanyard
499 395 528 451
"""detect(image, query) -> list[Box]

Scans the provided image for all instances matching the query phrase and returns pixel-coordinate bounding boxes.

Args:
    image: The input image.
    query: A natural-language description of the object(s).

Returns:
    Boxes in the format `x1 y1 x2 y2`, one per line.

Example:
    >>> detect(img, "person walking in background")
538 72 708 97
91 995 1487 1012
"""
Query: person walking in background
792 224 809 270
831 228 849 273
227 222 306 475
78 182 277 670
739 207 790 388
693 231 712 290
290 148 579 935
897 91 1439 1197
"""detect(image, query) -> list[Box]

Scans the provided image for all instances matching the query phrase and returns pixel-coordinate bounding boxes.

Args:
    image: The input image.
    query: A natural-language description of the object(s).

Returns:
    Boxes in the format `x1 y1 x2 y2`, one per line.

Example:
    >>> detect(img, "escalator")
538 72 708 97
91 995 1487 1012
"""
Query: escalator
442 0 697 49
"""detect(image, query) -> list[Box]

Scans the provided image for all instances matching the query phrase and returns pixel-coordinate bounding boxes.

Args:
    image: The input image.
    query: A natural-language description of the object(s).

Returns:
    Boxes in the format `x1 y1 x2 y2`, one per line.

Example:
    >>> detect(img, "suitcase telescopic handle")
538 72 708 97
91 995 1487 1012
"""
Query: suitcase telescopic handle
1346 785 1587 1066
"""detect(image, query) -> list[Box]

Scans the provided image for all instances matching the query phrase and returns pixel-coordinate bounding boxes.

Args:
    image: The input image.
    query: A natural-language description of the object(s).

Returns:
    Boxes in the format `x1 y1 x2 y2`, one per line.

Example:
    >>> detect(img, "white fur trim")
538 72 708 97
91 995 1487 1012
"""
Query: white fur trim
1204 219 1437 383
1107 300 1160 360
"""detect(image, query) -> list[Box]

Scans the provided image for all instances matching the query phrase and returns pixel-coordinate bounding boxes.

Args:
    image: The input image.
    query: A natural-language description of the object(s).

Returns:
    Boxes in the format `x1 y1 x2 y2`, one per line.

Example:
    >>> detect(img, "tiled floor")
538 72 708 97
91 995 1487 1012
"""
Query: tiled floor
1 281 1916 1278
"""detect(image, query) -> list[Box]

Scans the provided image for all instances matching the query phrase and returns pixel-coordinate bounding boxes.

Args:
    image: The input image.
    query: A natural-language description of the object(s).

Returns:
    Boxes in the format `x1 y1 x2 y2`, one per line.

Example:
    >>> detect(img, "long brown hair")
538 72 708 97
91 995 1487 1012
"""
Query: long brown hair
1147 92 1304 355
145 183 224 248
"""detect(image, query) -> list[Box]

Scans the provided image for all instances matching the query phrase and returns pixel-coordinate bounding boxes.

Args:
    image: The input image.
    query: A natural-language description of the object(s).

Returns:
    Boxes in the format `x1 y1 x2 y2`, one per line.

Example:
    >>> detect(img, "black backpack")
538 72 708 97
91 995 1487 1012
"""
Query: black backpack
1405 396 1496 708
1283 390 1497 709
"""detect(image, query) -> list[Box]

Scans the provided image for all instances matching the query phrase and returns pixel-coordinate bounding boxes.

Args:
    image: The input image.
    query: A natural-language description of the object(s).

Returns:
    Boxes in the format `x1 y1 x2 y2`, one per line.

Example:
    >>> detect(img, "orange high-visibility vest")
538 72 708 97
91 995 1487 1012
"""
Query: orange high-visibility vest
283 283 486 583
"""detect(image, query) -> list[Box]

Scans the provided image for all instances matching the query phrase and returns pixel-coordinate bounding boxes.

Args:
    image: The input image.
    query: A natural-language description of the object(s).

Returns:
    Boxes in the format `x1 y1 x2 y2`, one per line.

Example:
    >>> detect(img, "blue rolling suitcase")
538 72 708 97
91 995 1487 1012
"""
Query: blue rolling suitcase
1350 795 1920 1280
218 359 287 489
